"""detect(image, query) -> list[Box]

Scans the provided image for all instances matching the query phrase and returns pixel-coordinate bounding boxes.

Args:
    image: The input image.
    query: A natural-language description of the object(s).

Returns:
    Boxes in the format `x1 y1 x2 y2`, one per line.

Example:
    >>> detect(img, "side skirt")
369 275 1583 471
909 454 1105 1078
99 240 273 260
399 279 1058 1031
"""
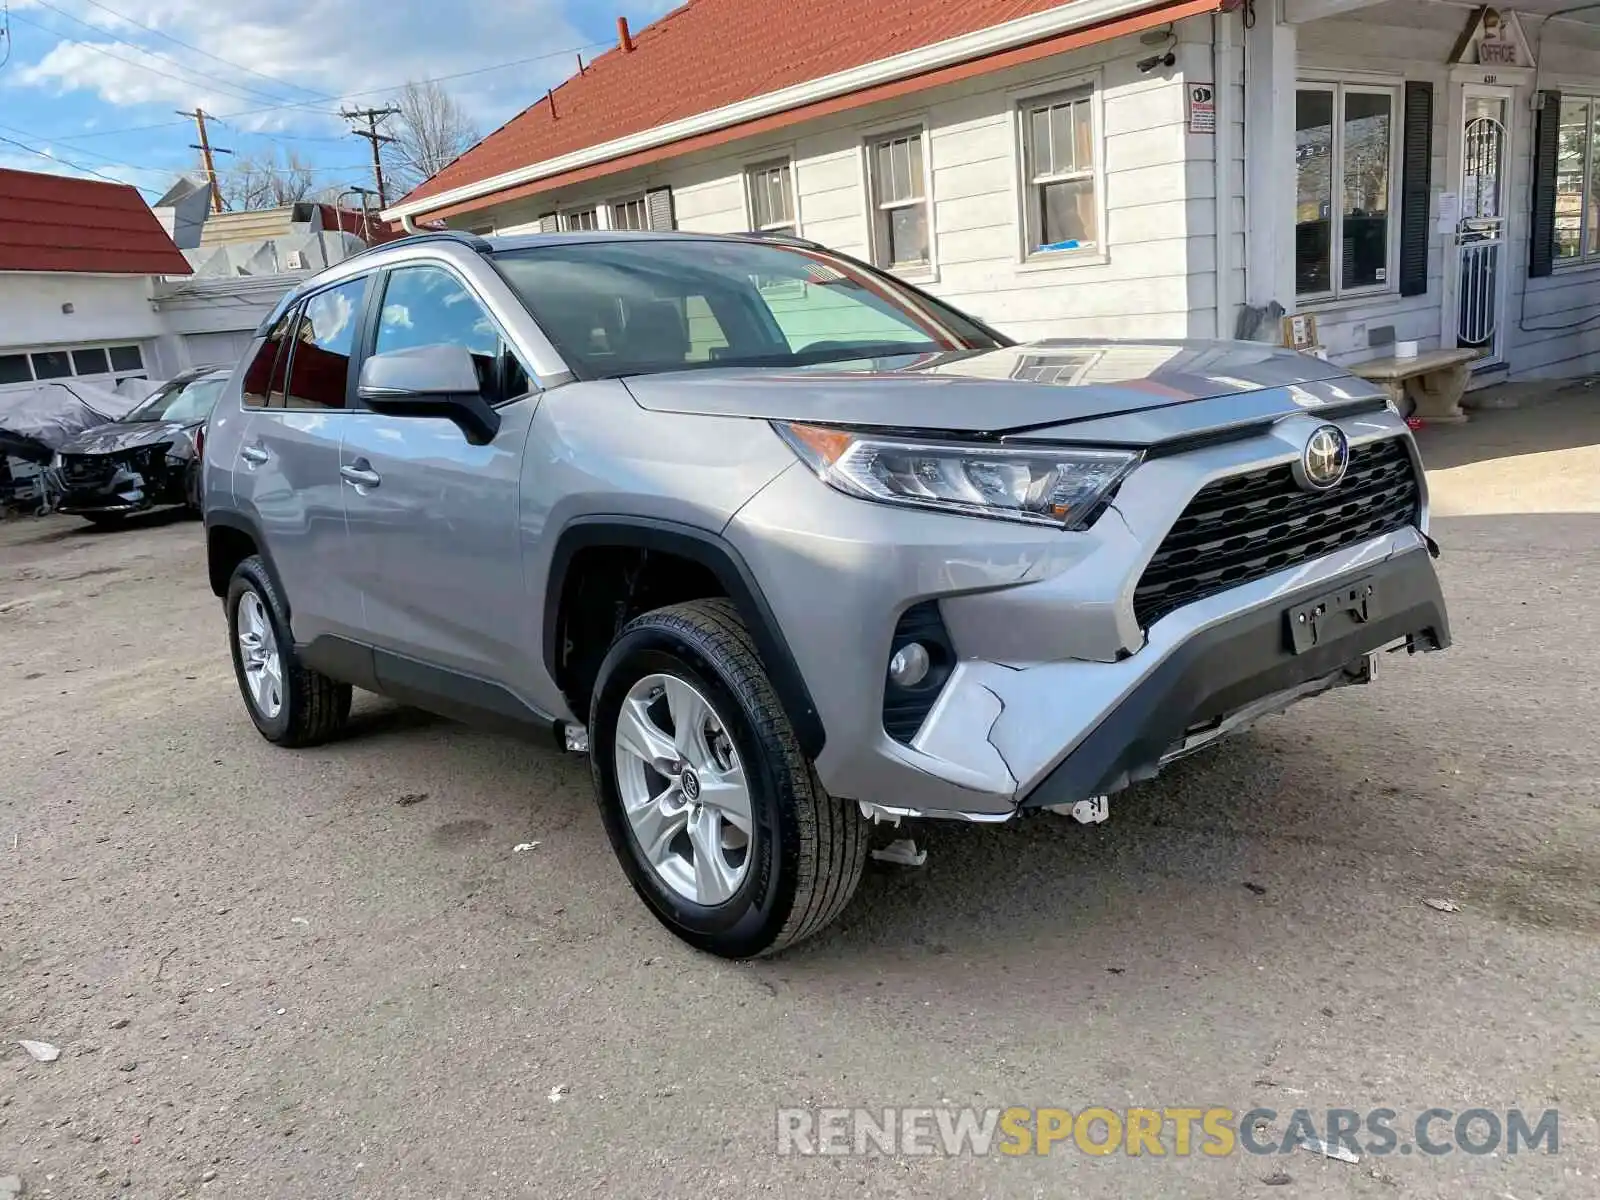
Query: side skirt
298 635 557 740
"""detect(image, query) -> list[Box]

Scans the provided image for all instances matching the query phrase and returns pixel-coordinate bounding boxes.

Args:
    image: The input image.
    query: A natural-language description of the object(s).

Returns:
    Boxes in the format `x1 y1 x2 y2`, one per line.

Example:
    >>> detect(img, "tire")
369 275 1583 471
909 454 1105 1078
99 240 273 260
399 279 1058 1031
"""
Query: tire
226 555 351 747
590 598 868 959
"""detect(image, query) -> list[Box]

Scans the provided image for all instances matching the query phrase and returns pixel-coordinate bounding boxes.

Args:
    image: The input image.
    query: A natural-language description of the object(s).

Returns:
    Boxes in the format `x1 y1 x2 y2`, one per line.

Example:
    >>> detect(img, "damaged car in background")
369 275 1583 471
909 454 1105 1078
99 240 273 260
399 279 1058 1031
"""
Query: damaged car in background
0 378 145 515
47 366 230 524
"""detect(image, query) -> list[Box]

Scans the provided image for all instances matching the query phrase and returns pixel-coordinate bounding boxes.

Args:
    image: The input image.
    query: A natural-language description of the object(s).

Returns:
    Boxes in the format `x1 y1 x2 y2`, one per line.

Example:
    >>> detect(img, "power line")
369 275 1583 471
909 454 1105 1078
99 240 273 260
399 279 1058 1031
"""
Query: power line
0 131 156 194
22 0 306 107
181 107 231 212
73 0 325 103
41 40 614 143
0 117 364 181
342 106 399 208
1 2 13 73
8 8 286 110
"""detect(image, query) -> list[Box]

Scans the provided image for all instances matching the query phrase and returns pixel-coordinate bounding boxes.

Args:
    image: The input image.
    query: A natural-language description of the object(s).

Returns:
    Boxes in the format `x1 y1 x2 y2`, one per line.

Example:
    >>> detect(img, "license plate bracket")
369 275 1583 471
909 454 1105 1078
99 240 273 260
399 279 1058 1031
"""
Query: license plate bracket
1286 577 1377 654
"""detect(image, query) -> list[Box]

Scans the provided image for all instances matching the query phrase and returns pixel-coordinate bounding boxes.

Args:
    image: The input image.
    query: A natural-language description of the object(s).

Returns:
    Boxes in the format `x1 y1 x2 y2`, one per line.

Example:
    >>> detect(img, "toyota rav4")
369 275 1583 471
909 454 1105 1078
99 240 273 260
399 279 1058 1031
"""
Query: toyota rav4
201 230 1450 958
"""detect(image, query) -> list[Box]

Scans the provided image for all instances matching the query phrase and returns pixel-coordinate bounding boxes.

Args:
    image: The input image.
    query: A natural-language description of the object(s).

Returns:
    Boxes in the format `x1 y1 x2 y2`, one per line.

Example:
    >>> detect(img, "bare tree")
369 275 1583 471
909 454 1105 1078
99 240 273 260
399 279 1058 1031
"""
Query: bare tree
382 79 480 197
216 147 321 211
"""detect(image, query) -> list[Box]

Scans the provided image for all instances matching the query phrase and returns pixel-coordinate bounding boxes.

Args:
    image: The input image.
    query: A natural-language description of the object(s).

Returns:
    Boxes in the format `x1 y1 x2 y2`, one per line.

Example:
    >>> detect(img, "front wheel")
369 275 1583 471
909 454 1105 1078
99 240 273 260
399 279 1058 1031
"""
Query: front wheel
226 555 351 747
590 599 868 958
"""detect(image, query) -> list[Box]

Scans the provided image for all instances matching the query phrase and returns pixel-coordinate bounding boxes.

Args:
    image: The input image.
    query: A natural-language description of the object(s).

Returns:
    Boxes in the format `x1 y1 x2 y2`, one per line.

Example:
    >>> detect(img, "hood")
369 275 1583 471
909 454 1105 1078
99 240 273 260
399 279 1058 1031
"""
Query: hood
621 339 1373 436
59 419 196 457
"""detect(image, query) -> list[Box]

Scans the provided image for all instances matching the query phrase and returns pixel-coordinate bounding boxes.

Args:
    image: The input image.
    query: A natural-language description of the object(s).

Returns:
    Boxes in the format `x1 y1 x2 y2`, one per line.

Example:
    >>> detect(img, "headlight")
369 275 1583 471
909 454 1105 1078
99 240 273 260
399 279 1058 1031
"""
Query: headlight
774 422 1138 528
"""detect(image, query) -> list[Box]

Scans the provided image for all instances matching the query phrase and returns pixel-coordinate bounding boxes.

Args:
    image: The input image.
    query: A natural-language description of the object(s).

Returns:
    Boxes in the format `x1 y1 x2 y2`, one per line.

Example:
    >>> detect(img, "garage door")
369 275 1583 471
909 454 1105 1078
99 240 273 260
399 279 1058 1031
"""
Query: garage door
184 331 254 370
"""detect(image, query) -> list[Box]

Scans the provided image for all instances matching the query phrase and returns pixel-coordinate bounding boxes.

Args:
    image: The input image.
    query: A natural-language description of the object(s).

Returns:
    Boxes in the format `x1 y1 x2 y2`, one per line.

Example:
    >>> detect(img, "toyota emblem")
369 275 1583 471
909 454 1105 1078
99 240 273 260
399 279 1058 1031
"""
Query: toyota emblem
1296 425 1350 492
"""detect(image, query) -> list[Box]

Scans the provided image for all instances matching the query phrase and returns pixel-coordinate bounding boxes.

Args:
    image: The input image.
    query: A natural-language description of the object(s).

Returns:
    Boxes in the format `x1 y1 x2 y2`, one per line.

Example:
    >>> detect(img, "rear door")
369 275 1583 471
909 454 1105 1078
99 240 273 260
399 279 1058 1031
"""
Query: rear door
338 261 537 686
232 274 371 647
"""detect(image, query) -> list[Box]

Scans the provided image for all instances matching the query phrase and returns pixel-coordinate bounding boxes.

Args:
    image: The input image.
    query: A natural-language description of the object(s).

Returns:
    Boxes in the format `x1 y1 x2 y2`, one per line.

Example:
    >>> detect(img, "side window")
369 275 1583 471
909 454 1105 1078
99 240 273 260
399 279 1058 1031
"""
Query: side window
241 307 294 408
281 277 367 410
375 265 530 401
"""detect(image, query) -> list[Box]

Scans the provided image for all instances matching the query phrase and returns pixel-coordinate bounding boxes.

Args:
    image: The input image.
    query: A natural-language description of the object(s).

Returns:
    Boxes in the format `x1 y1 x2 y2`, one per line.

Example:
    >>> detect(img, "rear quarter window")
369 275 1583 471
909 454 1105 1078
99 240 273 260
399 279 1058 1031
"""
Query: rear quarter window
241 309 293 408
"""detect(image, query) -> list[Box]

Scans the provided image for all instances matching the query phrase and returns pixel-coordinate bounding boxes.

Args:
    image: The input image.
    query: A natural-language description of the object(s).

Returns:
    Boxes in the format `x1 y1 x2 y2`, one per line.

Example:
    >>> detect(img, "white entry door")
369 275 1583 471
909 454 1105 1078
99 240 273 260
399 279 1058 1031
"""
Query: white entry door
1454 87 1513 363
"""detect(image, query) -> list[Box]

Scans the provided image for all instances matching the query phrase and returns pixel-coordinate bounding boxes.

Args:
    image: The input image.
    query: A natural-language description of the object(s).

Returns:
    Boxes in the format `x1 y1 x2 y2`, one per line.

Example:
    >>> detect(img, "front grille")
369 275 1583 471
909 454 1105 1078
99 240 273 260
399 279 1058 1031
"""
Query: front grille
1132 436 1421 628
59 454 116 485
59 444 170 487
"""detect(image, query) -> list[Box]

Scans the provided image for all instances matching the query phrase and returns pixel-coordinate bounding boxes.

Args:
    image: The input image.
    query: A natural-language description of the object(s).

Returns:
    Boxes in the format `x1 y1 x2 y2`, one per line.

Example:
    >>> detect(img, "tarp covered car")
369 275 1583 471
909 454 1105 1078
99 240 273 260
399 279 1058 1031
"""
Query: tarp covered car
0 381 144 513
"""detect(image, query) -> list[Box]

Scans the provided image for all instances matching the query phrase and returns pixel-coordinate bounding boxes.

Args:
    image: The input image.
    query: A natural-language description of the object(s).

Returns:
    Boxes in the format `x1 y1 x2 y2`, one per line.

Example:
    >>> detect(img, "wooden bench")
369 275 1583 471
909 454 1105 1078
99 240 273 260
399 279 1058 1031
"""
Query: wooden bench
1347 348 1482 424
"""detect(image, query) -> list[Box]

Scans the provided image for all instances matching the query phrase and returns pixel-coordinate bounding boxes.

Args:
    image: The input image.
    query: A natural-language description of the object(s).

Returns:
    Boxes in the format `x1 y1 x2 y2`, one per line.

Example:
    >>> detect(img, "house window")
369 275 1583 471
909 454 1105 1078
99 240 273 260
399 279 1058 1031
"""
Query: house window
31 351 72 380
108 345 144 372
0 343 147 389
71 348 110 376
610 197 648 230
866 129 931 271
0 355 30 385
559 207 599 231
1295 83 1399 298
1020 87 1098 253
1555 96 1600 263
746 160 796 235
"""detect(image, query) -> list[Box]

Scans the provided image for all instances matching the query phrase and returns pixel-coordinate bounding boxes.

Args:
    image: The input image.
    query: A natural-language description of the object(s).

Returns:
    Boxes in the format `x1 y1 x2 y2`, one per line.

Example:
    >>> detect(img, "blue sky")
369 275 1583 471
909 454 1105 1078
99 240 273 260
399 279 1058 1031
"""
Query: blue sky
0 0 673 201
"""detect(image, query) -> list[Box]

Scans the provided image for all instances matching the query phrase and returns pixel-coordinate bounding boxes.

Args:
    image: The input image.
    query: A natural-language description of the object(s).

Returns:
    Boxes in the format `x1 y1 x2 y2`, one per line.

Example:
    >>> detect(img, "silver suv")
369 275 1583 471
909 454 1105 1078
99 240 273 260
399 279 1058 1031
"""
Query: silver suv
202 230 1450 958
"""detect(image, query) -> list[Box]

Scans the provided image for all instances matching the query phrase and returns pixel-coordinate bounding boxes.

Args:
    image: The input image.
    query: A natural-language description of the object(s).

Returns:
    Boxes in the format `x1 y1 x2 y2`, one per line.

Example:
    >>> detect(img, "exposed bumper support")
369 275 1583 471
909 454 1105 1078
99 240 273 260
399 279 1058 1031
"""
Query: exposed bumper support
1019 545 1449 809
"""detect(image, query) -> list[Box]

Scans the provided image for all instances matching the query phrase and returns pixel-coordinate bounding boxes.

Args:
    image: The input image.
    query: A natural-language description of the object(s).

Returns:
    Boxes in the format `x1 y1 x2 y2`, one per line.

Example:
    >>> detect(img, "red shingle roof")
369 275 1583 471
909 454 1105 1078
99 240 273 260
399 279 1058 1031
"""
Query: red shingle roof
0 168 192 276
401 0 1083 210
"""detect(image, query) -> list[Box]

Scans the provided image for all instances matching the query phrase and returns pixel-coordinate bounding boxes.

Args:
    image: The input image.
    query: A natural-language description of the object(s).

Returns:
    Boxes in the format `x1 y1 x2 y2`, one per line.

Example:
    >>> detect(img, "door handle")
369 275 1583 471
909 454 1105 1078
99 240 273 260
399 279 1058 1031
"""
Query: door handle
240 445 269 465
340 463 382 490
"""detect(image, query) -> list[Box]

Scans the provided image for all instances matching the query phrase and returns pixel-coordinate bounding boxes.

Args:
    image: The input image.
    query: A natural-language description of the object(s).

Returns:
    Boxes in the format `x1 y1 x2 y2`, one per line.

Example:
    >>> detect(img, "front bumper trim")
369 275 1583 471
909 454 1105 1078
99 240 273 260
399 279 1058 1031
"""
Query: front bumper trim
1019 545 1449 810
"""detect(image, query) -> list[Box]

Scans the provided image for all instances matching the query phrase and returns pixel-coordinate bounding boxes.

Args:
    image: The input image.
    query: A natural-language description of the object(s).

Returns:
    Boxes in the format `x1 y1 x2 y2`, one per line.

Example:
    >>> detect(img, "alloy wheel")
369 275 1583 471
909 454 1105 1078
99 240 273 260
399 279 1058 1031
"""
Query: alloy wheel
236 590 283 720
613 673 753 906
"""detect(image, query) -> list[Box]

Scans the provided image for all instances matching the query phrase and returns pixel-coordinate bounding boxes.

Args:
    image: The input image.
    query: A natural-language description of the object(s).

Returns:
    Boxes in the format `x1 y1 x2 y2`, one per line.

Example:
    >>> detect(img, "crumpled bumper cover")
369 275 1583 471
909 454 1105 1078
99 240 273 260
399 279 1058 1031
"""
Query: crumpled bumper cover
831 532 1448 819
1017 542 1449 809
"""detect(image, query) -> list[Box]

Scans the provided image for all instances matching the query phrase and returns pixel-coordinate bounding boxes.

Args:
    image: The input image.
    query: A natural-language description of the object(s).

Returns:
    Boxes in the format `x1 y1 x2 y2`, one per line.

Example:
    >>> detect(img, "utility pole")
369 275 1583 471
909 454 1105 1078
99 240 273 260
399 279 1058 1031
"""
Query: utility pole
342 105 400 209
181 107 232 213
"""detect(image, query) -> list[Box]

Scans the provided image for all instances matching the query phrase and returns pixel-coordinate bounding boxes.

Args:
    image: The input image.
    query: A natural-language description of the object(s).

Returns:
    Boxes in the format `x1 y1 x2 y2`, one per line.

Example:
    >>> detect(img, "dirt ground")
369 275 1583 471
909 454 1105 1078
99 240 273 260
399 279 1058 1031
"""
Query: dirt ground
3 398 1599 1199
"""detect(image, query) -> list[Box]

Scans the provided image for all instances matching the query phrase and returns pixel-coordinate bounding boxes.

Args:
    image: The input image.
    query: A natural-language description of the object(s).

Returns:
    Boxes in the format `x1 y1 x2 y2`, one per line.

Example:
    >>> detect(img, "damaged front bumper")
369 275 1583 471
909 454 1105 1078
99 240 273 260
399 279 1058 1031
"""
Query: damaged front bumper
831 529 1448 822
50 454 189 515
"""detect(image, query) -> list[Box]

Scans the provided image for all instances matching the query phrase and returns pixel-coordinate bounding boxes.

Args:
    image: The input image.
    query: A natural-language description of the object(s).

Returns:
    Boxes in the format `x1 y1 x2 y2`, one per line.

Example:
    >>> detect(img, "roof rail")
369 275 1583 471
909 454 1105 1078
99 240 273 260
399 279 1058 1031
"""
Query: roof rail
732 230 829 252
401 228 494 253
340 227 493 266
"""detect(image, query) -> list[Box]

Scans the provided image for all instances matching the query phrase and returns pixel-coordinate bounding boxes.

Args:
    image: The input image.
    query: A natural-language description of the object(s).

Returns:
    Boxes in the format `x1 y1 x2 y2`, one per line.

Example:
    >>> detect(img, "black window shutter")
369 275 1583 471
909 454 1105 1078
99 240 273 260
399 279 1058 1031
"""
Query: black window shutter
645 186 676 230
1530 90 1562 279
1399 81 1433 298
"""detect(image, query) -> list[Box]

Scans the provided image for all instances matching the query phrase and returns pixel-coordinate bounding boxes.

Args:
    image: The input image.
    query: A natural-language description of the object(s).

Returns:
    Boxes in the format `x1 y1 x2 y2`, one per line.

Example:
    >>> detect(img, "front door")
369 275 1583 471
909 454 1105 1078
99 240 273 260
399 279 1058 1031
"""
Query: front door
1454 88 1513 363
339 262 538 689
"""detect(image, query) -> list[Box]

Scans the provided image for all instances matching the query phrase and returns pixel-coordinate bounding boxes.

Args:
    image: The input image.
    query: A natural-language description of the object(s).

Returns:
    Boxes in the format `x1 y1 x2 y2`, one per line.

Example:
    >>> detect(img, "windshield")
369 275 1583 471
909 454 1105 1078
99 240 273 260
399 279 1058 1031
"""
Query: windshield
492 239 1004 379
122 374 227 424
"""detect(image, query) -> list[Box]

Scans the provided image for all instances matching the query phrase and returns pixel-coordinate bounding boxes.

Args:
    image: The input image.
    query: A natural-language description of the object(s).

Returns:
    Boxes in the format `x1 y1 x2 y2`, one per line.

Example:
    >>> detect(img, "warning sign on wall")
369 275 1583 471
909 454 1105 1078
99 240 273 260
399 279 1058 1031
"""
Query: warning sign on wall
1187 83 1216 134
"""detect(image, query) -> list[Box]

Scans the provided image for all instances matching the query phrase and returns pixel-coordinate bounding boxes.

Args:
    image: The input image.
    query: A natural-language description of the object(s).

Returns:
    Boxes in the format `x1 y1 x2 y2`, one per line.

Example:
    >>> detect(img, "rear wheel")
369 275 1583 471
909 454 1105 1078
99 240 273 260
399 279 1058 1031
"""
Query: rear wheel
590 598 868 958
226 555 351 747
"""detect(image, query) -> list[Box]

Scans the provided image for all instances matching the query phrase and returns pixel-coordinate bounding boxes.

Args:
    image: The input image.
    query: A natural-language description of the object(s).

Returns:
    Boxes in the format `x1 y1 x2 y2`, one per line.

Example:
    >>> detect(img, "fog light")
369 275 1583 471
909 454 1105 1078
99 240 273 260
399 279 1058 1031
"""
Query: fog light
888 642 931 688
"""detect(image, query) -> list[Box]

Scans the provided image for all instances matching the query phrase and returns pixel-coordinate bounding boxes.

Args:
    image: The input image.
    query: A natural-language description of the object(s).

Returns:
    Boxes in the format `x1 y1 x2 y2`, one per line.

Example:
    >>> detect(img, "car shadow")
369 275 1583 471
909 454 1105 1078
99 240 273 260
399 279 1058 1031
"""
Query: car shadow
1415 389 1600 471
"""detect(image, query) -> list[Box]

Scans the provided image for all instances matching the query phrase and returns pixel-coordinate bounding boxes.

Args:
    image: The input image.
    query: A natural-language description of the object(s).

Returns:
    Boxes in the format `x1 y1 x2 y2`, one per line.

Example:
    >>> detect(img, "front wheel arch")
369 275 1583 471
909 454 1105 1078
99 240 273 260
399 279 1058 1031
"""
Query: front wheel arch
543 517 825 758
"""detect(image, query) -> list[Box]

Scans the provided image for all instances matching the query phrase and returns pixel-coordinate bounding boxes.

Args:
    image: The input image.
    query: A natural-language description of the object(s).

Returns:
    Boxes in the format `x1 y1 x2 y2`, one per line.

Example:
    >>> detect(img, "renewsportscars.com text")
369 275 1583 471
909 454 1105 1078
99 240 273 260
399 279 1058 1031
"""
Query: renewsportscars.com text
776 1106 1560 1158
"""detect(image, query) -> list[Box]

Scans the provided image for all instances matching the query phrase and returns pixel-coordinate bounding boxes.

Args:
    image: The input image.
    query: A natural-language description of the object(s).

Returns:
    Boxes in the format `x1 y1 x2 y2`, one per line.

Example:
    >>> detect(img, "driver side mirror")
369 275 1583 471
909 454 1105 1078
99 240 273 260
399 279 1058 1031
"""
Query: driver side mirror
357 344 501 445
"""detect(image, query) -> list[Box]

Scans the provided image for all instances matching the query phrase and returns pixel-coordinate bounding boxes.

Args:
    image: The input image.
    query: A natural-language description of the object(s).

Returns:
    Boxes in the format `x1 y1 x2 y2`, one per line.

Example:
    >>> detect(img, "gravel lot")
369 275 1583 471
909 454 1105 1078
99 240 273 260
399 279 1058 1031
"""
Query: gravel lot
3 398 1599 1199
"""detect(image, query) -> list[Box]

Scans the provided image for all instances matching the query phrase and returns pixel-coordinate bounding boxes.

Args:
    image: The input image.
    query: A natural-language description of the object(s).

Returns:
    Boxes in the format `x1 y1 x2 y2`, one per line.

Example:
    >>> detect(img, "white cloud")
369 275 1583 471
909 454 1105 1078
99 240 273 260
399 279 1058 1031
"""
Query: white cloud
9 0 594 127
